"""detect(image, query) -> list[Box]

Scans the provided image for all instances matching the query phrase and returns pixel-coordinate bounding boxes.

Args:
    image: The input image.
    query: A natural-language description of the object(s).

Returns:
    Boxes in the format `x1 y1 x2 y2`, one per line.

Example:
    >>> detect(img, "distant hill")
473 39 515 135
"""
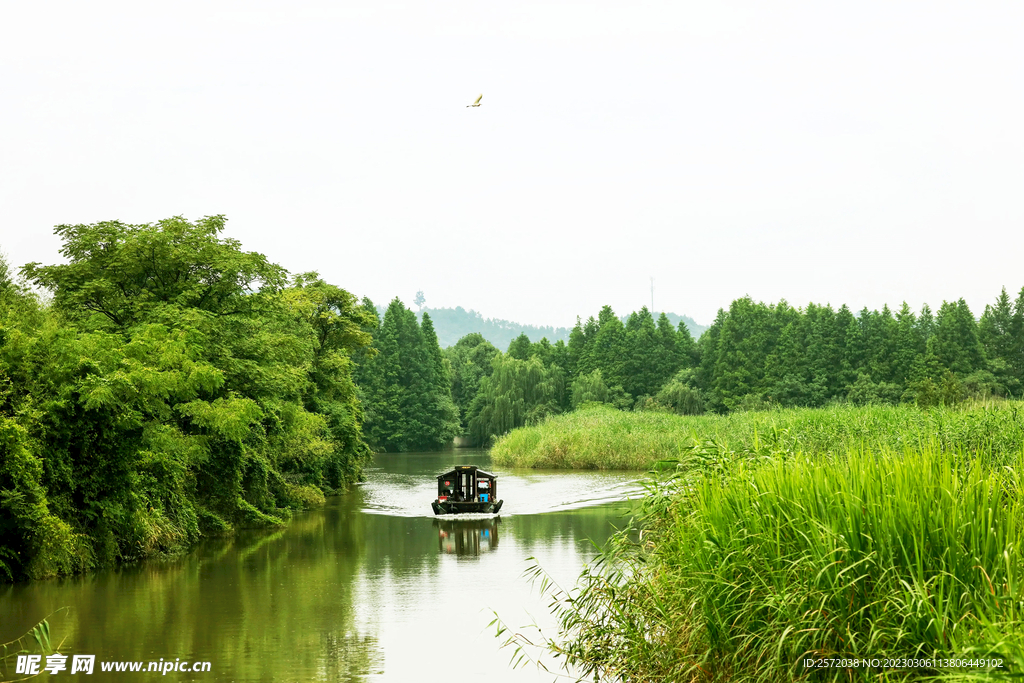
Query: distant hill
375 305 707 350
387 306 571 350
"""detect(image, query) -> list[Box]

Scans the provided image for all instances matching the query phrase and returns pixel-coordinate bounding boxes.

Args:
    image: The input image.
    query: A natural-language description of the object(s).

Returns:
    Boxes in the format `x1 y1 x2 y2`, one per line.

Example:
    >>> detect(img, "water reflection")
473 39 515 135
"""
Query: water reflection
1 495 381 683
0 451 640 682
434 517 501 556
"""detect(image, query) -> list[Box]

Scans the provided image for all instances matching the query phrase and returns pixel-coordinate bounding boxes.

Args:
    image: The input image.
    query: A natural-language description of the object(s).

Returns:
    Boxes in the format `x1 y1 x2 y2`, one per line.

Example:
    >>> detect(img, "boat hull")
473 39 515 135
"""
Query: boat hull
432 499 504 515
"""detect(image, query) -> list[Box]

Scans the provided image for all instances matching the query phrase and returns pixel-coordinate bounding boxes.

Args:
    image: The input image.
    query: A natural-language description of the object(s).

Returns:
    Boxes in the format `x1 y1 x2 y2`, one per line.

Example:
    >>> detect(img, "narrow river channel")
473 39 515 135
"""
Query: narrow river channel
1 451 644 682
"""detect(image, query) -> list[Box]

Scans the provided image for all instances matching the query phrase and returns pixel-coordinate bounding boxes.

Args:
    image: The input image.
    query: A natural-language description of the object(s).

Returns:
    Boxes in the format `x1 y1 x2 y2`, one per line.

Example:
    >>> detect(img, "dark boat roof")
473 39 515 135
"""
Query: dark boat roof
437 465 497 480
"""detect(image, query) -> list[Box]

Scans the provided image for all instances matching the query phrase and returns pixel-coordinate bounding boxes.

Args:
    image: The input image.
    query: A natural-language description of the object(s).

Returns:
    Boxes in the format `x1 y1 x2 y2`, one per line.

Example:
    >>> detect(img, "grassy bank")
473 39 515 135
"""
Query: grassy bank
490 401 1024 470
493 403 1024 680
503 442 1024 681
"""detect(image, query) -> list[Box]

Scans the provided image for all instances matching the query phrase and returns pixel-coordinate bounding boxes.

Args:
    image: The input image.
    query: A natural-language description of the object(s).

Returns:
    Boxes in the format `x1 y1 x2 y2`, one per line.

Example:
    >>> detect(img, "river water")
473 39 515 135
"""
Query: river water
1 451 643 682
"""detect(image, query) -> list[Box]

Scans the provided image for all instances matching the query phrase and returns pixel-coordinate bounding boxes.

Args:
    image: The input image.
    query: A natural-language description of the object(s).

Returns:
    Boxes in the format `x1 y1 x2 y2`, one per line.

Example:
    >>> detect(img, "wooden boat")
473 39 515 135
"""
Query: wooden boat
432 465 504 515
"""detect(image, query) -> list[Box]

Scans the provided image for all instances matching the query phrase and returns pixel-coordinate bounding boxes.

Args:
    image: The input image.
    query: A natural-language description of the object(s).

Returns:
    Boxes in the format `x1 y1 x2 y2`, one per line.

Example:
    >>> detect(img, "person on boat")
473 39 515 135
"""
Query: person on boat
453 490 464 502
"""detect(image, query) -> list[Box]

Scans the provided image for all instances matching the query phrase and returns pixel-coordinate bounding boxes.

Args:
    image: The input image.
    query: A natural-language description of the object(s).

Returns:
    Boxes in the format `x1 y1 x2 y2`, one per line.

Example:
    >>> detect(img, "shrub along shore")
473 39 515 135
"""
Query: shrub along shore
494 402 1024 681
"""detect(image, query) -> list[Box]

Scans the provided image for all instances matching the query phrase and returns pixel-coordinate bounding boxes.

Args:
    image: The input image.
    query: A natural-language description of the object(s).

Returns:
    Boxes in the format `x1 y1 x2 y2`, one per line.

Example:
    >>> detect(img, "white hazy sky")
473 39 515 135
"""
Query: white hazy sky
2 1 1022 328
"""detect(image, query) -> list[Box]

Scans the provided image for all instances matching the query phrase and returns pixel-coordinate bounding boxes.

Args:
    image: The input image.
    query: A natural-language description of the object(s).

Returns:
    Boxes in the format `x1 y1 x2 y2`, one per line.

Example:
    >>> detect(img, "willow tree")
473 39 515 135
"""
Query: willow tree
468 354 563 444
444 333 501 434
655 371 705 415
571 369 610 408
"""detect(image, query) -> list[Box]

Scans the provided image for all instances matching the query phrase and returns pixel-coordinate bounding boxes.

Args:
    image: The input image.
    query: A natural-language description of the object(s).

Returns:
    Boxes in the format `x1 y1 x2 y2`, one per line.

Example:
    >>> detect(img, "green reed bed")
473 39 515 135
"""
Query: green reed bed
491 408 697 470
490 401 1024 470
504 444 1024 682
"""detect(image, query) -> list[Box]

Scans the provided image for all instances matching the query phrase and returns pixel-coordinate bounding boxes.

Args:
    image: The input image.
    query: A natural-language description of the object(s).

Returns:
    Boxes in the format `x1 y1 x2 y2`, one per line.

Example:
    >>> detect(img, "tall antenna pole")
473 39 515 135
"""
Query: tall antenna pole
650 277 654 314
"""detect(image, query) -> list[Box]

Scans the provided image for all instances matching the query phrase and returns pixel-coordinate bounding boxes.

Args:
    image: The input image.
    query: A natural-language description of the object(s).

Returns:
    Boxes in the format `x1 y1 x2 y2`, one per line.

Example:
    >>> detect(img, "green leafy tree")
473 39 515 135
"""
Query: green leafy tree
590 306 628 391
694 309 726 412
567 317 596 379
979 287 1021 395
5 217 373 581
655 370 705 415
444 334 501 434
835 304 861 394
891 303 924 387
859 306 898 384
676 320 699 369
765 309 811 406
285 273 376 487
419 312 461 444
529 337 552 365
360 304 404 449
358 299 459 451
570 369 610 408
22 216 287 330
711 297 776 410
803 303 840 402
507 333 533 360
469 355 561 444
655 313 680 371
623 307 669 399
929 299 985 376
1012 288 1024 390
918 304 936 345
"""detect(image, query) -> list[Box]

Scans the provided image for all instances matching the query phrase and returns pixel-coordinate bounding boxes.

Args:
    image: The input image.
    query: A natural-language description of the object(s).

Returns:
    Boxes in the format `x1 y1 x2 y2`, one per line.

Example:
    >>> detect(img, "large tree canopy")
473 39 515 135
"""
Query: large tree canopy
2 217 372 582
23 215 287 328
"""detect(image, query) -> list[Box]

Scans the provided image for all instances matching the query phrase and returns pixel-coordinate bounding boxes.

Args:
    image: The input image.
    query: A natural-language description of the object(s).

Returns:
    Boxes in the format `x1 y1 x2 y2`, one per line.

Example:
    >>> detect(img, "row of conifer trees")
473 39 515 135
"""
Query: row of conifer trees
355 288 1024 448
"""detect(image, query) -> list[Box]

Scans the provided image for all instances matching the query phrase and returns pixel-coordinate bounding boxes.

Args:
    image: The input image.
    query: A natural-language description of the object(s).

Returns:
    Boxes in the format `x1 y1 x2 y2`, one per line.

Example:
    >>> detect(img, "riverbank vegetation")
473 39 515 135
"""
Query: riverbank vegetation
1 613 60 681
506 442 1024 681
456 288 1024 445
494 401 1024 679
482 291 1024 679
491 401 1024 470
5 213 1024 588
497 416 1024 681
0 217 373 581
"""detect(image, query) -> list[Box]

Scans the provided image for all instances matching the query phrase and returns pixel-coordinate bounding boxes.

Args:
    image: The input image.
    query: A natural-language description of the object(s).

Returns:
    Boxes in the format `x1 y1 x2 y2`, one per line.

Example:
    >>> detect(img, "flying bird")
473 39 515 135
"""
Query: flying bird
466 94 483 108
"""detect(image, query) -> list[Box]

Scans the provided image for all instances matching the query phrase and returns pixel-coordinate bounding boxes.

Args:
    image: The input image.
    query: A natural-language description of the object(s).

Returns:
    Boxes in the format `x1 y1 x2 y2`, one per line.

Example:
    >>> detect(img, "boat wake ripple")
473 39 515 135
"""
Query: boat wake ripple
359 467 646 518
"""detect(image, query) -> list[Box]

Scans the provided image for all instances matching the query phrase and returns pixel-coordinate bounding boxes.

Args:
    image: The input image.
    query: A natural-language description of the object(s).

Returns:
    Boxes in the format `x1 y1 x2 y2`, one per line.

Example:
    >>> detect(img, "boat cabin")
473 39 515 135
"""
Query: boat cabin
436 465 497 504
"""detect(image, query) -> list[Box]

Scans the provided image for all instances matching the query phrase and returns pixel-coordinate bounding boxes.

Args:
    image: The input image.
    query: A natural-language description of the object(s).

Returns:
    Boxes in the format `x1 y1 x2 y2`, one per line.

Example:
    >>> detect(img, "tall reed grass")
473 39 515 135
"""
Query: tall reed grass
1 611 64 682
499 443 1024 681
490 401 1024 470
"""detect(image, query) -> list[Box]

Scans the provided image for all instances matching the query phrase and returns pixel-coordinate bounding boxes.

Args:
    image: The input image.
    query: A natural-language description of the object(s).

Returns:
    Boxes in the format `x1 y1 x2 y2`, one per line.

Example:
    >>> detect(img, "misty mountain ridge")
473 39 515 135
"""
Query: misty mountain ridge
376 305 707 350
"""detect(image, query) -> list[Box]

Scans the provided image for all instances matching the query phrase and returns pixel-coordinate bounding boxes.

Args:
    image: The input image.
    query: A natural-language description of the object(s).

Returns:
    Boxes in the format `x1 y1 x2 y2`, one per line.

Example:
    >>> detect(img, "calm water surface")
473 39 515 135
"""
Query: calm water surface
1 451 643 682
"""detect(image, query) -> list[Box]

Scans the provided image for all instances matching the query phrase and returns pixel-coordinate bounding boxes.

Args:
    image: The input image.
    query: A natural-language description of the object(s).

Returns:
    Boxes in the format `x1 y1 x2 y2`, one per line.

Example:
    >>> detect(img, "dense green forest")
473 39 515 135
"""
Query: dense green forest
455 292 1024 444
0 217 374 581
446 307 702 444
355 299 461 452
3 215 1023 583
